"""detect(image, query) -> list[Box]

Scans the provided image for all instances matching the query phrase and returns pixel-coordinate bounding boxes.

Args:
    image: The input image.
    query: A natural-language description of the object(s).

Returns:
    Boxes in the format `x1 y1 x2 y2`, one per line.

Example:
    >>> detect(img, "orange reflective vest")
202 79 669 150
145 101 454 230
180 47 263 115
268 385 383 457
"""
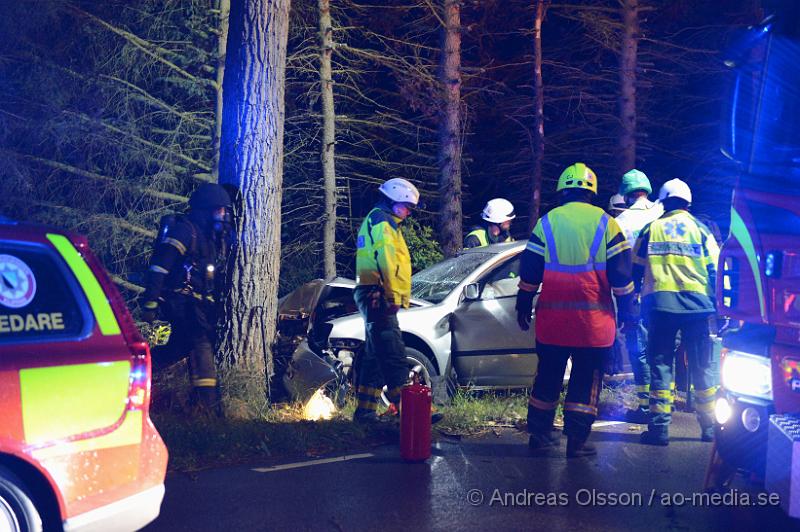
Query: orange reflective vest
523 202 632 348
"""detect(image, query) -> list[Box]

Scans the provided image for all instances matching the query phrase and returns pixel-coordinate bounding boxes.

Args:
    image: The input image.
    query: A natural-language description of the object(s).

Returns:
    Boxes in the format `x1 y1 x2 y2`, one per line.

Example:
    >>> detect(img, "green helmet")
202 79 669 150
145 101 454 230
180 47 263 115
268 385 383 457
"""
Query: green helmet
557 163 598 194
619 169 652 196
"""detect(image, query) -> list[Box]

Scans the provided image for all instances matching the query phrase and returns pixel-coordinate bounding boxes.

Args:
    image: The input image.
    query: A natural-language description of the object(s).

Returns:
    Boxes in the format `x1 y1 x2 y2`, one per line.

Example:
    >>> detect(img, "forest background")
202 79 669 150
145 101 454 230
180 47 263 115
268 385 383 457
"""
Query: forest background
0 0 761 379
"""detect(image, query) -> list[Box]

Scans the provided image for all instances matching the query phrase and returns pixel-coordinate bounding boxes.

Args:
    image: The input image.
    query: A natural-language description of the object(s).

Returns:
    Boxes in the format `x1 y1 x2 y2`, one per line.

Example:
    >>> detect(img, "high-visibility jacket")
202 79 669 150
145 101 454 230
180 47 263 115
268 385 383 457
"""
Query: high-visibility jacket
519 201 634 348
356 205 412 308
463 226 513 249
632 209 720 314
615 197 663 249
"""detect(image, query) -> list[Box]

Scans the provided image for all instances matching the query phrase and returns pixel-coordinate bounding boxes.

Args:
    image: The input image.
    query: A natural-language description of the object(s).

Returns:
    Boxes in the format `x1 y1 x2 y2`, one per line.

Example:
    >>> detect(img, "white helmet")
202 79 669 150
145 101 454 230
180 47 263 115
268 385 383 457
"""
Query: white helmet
608 193 627 211
481 198 516 223
658 178 692 203
379 178 420 206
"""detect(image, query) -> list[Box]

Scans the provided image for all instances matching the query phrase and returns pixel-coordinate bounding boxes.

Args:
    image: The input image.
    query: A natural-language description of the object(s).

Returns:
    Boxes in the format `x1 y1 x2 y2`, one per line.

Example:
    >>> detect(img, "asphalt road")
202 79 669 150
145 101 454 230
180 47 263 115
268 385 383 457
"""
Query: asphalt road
145 412 799 532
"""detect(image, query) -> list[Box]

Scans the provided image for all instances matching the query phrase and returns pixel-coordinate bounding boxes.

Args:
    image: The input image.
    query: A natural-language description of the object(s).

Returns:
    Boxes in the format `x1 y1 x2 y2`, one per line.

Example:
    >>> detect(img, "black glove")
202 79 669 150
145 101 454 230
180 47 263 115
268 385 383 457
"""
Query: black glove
516 290 535 331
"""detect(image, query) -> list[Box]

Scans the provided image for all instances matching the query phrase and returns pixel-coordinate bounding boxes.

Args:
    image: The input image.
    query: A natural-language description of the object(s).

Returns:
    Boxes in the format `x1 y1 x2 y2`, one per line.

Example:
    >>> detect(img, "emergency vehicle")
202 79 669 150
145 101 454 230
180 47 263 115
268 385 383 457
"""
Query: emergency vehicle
710 0 800 518
0 218 167 531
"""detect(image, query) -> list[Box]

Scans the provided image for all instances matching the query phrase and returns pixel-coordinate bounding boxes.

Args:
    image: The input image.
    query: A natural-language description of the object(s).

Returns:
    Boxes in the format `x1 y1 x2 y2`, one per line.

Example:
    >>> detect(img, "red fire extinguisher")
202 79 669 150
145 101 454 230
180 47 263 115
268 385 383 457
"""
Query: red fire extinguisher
400 373 432 462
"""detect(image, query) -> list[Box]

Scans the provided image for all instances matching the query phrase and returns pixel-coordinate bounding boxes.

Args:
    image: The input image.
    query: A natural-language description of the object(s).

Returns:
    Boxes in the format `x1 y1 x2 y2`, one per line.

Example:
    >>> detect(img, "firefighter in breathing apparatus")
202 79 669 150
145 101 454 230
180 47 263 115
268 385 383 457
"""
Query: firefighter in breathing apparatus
516 163 637 458
352 178 418 423
141 183 233 415
632 178 720 446
613 169 664 424
463 198 516 249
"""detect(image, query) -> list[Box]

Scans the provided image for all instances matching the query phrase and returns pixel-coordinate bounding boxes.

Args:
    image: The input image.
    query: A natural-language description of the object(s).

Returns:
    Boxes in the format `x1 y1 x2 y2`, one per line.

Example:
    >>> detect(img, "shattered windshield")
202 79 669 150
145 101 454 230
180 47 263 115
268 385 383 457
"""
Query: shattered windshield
411 252 493 304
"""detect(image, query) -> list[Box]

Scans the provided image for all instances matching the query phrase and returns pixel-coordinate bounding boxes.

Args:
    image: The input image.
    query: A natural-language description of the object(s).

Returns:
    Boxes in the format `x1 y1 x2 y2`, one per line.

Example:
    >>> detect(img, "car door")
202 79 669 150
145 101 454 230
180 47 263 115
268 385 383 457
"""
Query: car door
450 254 538 387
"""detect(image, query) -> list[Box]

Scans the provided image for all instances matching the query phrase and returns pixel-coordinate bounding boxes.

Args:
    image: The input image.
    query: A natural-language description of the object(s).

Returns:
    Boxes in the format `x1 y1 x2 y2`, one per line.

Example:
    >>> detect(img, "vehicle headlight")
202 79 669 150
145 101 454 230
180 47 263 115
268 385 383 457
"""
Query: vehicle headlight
715 398 732 424
721 350 773 400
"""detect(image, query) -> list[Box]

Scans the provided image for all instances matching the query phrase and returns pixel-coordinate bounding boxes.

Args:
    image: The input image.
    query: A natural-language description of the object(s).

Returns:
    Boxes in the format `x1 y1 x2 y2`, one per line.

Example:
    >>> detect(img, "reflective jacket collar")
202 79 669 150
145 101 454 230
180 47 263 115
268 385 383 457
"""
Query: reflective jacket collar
628 197 659 211
375 201 403 225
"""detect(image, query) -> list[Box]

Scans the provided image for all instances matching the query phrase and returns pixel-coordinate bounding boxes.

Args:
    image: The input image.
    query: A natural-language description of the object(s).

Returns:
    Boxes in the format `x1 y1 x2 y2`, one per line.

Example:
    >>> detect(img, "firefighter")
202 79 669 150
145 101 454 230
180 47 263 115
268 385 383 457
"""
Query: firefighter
463 198 516 248
516 163 636 458
352 178 418 424
633 178 720 445
140 183 233 416
614 169 664 424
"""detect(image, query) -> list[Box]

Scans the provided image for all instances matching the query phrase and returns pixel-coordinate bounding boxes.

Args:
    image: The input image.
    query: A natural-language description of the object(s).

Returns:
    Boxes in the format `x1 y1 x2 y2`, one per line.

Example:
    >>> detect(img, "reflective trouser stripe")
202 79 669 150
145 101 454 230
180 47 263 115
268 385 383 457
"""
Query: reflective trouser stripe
695 386 718 400
356 385 381 412
529 396 559 410
192 378 217 387
636 385 650 408
564 402 598 416
695 386 718 426
651 403 672 414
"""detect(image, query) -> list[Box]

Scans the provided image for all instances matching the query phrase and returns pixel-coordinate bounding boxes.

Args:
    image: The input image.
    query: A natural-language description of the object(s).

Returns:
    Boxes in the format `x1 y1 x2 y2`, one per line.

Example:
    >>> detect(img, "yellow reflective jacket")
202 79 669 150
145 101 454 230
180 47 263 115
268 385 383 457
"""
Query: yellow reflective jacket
463 226 513 249
632 209 720 314
356 206 412 307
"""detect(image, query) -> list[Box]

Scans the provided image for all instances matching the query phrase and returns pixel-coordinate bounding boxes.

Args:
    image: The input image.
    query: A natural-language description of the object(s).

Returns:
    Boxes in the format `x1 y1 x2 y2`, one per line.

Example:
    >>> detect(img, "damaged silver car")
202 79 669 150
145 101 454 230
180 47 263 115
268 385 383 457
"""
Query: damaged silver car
274 242 541 403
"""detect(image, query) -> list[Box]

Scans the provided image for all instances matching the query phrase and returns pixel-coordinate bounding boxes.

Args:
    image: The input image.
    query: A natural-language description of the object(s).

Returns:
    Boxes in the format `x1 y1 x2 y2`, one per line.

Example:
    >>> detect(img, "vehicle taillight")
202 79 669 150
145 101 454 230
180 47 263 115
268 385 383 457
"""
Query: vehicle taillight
73 238 154 410
721 256 739 309
128 341 152 410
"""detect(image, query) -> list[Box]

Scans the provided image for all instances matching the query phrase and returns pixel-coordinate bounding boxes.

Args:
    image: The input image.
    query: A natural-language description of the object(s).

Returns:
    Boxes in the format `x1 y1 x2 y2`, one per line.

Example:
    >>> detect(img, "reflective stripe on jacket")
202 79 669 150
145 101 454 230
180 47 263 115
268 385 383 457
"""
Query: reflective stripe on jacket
356 206 412 307
520 202 633 348
632 210 720 314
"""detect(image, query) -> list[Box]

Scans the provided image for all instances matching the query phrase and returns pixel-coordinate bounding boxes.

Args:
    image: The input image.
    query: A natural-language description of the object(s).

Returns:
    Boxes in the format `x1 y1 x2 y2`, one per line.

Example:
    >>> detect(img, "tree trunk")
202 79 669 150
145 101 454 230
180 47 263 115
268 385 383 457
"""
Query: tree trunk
618 0 639 176
218 0 291 379
438 0 463 258
530 0 546 230
319 0 337 279
212 0 230 180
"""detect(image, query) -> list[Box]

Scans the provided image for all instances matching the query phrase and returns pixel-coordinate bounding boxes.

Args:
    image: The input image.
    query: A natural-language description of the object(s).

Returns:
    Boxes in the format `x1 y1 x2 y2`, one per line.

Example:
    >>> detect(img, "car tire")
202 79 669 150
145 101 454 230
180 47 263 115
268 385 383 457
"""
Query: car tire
0 466 43 532
404 347 438 387
380 347 439 407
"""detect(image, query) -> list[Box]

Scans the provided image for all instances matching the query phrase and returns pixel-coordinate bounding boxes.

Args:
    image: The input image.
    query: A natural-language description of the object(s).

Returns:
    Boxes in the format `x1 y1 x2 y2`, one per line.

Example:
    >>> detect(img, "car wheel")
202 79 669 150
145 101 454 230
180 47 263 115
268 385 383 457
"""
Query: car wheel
0 466 43 532
381 347 439 406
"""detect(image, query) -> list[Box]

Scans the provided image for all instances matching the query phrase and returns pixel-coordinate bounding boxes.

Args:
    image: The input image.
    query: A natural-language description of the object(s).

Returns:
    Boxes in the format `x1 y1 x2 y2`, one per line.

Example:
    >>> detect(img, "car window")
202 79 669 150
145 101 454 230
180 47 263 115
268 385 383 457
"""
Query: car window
480 256 520 300
411 252 493 304
0 243 89 344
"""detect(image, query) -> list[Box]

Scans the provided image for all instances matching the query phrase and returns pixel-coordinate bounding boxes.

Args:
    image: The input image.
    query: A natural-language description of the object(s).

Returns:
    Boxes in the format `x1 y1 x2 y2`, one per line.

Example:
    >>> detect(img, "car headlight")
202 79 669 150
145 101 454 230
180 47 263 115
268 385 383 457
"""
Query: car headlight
721 350 773 400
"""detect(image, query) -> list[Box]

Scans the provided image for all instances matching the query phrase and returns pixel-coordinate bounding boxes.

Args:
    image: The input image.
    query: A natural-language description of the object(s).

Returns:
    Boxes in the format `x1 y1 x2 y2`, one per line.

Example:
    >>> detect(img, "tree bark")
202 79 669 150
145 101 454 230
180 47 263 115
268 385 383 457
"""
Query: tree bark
212 0 230 180
438 0 463 258
618 0 639 176
218 0 291 379
319 0 337 278
530 0 547 230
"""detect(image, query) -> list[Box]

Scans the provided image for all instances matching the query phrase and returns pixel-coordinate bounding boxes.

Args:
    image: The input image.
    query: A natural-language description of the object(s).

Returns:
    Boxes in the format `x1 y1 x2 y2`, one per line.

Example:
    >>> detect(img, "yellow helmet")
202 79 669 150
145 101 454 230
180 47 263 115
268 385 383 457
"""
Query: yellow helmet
556 163 598 194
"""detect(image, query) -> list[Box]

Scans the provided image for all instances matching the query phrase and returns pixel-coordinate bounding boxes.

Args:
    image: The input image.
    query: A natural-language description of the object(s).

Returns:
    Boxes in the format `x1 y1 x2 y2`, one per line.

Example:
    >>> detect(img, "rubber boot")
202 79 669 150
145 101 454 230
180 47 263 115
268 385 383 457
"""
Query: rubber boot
624 408 650 425
640 430 669 446
566 437 597 458
528 432 560 454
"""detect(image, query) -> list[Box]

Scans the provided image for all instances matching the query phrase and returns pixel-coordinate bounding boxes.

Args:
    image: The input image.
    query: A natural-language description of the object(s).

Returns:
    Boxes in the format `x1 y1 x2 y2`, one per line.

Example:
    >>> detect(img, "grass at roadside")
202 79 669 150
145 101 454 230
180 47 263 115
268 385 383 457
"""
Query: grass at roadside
151 364 636 472
152 406 393 472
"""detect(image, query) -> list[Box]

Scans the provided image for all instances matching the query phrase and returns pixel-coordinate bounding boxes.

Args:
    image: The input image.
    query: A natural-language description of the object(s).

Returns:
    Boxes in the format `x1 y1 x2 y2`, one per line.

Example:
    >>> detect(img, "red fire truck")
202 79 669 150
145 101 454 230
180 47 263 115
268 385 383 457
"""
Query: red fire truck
710 0 800 517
